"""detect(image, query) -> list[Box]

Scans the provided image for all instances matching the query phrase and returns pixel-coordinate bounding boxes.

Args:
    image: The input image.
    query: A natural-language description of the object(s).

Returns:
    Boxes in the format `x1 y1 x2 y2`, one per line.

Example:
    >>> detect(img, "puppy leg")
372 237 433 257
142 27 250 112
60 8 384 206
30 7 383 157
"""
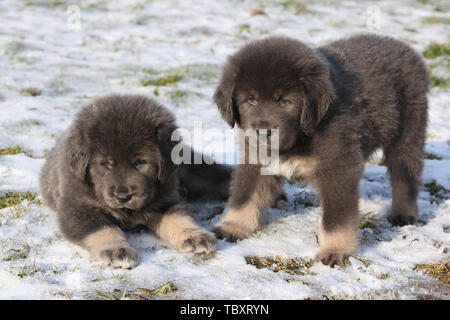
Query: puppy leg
146 204 217 254
82 226 139 269
179 152 233 202
213 165 283 241
384 101 426 226
57 205 139 269
314 164 363 267
387 177 420 226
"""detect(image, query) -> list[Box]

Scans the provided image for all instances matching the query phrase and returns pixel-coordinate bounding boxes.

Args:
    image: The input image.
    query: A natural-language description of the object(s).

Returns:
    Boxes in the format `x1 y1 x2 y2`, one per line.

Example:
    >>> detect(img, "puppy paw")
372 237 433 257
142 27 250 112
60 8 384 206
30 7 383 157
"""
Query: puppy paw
388 211 416 226
99 246 139 269
315 249 350 268
316 225 358 268
213 221 254 242
178 228 217 254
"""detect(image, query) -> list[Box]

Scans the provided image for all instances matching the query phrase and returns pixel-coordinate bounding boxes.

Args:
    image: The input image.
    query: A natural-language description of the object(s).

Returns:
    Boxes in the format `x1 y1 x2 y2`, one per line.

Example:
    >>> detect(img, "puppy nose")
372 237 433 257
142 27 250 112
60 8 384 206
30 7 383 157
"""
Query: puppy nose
115 192 132 203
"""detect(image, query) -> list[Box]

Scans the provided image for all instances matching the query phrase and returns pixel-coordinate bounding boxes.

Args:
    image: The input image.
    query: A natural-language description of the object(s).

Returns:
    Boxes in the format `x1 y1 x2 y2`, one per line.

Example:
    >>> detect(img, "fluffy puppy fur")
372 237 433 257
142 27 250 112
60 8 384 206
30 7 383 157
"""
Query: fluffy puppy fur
213 34 429 267
40 94 231 269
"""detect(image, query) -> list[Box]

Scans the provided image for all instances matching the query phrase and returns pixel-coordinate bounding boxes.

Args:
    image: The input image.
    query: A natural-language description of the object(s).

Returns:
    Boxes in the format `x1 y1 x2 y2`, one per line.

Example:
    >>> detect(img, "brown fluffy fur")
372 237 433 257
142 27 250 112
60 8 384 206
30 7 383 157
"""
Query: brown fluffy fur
213 34 429 267
40 94 231 268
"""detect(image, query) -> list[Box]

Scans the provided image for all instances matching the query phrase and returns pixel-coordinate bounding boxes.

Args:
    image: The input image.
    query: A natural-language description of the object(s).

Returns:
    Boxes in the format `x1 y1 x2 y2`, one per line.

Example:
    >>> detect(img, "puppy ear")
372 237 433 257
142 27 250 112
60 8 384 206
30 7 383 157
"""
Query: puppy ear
214 63 239 128
298 59 335 135
155 122 178 184
66 126 90 184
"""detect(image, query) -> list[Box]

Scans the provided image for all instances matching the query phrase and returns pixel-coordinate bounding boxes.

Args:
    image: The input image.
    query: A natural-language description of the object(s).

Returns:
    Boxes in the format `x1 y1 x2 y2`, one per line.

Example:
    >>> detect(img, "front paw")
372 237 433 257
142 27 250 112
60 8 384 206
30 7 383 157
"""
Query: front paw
388 210 417 226
213 221 255 242
99 246 139 269
316 225 358 268
315 249 350 268
178 228 217 254
388 214 416 226
387 205 418 226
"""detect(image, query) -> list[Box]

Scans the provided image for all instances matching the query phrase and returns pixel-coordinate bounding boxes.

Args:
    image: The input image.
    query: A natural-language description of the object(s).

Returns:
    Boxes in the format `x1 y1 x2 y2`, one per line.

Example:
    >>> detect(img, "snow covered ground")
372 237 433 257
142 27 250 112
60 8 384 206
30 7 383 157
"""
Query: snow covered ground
0 0 449 299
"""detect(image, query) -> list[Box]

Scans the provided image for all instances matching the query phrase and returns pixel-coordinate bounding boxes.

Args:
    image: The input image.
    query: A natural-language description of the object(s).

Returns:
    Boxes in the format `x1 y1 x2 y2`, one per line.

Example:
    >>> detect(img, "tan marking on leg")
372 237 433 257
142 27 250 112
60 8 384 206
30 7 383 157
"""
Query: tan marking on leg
83 227 129 254
214 193 261 240
389 180 418 217
318 223 359 256
82 226 138 269
148 205 216 254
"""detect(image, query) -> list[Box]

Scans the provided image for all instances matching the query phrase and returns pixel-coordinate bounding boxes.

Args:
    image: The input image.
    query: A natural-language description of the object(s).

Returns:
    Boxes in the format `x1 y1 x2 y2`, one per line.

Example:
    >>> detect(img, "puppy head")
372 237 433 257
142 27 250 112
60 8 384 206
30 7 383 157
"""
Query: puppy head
214 36 335 149
66 94 178 210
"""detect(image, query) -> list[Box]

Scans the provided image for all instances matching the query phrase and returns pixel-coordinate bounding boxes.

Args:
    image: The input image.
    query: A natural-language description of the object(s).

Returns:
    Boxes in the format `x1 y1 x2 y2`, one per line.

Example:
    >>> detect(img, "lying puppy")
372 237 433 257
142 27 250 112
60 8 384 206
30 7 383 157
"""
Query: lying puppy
40 94 231 269
213 34 429 266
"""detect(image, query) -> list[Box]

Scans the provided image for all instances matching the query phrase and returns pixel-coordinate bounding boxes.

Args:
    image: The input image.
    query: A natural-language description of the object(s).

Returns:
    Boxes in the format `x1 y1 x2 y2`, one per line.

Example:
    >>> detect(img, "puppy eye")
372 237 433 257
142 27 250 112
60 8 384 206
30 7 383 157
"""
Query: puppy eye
133 160 147 168
247 96 257 105
277 98 290 106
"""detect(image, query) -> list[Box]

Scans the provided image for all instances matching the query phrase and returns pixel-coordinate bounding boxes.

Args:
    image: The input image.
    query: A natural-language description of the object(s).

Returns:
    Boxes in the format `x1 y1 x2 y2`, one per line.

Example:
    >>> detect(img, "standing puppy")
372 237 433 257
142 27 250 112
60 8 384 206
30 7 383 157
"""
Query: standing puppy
213 34 429 266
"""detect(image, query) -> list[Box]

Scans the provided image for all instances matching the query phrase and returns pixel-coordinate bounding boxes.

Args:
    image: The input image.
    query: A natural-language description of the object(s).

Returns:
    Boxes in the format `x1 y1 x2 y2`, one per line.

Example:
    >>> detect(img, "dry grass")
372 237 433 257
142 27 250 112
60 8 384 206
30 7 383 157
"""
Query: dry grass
21 87 41 96
245 256 314 276
0 192 37 210
423 42 450 58
95 281 178 300
415 261 449 284
141 72 182 86
0 145 23 155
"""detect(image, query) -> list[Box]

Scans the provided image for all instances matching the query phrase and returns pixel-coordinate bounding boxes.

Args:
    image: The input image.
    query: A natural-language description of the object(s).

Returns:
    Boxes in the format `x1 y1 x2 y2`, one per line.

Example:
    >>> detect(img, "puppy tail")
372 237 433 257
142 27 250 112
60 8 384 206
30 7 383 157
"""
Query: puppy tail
178 150 232 202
